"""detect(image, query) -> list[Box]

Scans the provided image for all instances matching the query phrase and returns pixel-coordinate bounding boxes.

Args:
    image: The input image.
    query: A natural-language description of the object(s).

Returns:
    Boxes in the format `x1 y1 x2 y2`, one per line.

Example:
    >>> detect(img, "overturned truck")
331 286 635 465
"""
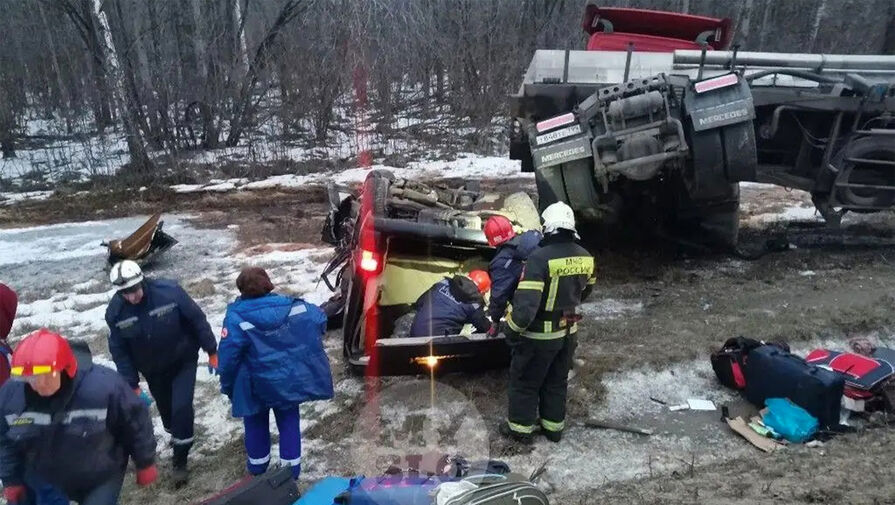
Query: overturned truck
509 4 895 247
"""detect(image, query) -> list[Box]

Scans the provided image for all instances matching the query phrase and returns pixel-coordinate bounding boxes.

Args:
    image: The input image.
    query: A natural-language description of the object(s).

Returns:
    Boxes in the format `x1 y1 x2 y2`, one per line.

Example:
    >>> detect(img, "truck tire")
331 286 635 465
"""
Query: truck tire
363 169 394 217
721 122 758 182
673 177 740 249
535 166 566 213
834 136 895 209
684 121 730 200
561 158 602 220
510 138 535 173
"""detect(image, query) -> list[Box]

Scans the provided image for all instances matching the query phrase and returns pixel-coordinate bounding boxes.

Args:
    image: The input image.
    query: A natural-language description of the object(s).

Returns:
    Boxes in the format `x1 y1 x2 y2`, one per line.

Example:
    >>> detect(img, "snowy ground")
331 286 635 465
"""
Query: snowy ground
1 215 337 466
4 176 895 503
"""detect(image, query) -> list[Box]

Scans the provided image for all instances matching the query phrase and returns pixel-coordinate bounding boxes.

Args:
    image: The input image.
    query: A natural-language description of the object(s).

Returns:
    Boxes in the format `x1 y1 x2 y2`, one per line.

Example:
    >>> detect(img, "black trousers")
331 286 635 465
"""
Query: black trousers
145 359 197 467
506 333 577 434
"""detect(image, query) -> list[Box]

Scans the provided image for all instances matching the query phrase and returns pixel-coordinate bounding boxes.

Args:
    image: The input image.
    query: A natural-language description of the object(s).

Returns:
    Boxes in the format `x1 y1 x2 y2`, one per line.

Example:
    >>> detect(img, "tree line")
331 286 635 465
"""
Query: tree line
0 0 580 176
2 0 891 179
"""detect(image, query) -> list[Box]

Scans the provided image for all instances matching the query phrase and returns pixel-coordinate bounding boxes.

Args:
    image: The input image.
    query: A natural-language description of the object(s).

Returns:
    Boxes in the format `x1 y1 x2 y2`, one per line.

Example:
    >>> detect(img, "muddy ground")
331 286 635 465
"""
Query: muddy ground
6 181 895 504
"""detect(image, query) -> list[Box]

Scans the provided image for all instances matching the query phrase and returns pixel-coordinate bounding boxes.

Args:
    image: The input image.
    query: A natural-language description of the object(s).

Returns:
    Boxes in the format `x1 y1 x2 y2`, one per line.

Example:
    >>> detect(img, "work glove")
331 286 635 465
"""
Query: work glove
134 388 153 407
136 464 159 487
486 324 499 338
3 485 25 503
207 353 219 375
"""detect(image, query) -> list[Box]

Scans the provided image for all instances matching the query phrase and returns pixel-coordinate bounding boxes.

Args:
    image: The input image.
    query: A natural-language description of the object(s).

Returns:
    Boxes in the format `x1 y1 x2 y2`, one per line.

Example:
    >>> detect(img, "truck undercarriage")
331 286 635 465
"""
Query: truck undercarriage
509 6 895 248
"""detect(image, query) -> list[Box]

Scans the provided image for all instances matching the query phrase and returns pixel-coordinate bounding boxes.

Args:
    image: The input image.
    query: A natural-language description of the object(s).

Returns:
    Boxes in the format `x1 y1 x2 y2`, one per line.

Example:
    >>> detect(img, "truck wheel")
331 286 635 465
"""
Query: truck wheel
561 159 602 221
721 122 757 182
673 178 740 249
535 166 565 214
363 169 394 217
510 139 535 173
834 136 895 208
684 121 730 200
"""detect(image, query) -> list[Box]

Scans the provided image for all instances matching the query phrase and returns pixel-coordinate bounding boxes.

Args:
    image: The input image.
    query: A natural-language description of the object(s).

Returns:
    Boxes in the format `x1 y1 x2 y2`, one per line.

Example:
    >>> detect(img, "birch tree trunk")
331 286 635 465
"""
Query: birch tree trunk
93 0 152 173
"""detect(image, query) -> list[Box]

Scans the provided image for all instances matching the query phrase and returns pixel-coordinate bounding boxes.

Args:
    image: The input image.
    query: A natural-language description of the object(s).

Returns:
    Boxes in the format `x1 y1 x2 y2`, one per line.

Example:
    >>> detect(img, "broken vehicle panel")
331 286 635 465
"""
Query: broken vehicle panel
102 212 178 267
320 170 541 376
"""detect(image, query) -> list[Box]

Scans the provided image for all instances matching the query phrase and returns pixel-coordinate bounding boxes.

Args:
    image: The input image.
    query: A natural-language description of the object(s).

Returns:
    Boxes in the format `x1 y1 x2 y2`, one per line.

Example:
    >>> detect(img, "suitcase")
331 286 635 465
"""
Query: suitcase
805 349 895 391
197 467 299 505
744 346 845 428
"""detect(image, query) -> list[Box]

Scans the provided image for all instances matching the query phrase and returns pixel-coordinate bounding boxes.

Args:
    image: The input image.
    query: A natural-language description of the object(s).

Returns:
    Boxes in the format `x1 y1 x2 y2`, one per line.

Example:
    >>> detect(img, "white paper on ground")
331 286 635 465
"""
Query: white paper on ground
687 399 716 411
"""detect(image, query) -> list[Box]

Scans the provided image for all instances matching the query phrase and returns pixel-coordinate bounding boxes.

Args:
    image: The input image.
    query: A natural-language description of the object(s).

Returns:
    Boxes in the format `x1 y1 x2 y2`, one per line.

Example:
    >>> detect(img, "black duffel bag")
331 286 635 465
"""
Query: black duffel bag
198 467 299 505
711 337 790 390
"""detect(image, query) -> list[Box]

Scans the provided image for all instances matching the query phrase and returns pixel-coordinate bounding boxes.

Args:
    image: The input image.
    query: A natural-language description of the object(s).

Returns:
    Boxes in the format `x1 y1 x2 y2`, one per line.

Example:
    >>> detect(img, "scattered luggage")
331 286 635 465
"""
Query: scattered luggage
710 337 789 390
196 467 299 505
762 398 819 443
297 459 547 505
710 337 763 389
744 346 844 428
805 349 895 391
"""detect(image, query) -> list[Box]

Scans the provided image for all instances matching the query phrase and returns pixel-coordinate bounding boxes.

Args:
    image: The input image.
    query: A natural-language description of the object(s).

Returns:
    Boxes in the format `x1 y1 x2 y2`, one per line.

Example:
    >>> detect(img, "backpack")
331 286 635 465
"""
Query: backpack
711 337 790 390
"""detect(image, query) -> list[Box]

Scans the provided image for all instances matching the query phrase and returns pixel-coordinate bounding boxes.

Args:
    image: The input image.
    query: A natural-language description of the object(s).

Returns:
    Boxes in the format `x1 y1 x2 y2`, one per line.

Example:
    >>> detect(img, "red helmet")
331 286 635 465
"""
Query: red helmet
468 270 491 294
11 329 77 379
484 216 516 247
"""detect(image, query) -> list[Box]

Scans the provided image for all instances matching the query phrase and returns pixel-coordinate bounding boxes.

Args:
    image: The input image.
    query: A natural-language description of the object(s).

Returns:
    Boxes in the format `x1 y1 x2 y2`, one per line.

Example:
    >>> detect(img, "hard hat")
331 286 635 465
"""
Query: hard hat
11 329 77 379
109 260 144 291
468 270 491 294
484 216 516 246
541 201 578 237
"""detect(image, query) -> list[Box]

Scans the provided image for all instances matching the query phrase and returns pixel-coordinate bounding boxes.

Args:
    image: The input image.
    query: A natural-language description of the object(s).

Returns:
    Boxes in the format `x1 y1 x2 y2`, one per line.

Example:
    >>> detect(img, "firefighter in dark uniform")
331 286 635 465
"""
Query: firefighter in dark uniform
499 202 596 443
0 330 157 505
105 260 218 486
483 216 542 336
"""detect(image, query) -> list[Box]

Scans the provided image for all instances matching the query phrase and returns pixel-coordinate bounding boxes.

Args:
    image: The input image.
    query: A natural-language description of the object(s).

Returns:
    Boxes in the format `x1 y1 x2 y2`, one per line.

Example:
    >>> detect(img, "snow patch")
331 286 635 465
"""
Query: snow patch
0 190 54 206
580 298 643 320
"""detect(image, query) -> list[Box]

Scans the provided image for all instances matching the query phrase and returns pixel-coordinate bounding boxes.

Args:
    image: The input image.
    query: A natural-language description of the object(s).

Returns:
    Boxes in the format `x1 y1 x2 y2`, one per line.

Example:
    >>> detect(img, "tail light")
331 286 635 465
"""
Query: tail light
359 249 382 274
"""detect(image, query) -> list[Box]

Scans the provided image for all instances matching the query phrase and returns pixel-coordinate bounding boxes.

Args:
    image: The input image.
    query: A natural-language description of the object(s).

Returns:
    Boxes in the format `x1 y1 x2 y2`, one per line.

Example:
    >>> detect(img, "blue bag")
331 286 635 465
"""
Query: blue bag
762 397 819 443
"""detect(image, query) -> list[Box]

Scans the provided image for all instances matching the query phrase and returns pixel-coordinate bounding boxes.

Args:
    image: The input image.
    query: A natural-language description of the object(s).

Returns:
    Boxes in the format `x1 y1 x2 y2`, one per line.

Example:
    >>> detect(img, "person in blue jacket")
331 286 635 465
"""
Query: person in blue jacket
483 216 542 336
408 271 492 338
104 260 218 486
0 329 158 505
218 267 333 480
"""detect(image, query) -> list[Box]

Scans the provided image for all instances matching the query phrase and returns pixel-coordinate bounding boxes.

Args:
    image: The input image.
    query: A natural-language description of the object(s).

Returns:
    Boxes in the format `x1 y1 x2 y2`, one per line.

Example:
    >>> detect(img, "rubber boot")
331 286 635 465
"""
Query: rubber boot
498 422 533 444
172 447 189 488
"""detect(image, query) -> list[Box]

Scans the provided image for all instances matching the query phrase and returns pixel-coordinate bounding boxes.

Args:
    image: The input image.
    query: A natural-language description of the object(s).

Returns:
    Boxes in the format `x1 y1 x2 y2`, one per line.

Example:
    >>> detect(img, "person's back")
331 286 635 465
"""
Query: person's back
488 228 542 328
409 275 490 338
221 292 332 412
219 267 333 480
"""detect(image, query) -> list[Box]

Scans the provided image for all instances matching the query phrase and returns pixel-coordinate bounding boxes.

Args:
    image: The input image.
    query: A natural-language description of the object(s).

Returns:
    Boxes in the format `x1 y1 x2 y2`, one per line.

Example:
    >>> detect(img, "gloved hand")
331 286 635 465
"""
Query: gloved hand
486 324 499 338
3 485 26 503
136 464 159 487
134 388 153 407
207 353 219 375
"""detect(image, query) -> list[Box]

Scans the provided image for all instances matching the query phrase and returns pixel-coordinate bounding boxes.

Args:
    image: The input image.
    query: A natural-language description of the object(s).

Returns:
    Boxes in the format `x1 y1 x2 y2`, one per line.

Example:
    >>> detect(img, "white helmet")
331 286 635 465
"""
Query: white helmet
541 201 579 237
109 260 144 291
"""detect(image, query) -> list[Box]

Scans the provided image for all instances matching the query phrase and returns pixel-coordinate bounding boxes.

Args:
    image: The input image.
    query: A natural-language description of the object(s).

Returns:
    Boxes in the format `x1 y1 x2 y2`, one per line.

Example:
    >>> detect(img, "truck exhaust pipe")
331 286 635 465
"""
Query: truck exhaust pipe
675 51 895 72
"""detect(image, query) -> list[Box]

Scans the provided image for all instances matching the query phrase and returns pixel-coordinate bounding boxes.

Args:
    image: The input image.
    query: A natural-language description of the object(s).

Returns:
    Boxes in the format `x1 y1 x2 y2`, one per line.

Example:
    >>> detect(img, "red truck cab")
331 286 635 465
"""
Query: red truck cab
582 5 733 52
